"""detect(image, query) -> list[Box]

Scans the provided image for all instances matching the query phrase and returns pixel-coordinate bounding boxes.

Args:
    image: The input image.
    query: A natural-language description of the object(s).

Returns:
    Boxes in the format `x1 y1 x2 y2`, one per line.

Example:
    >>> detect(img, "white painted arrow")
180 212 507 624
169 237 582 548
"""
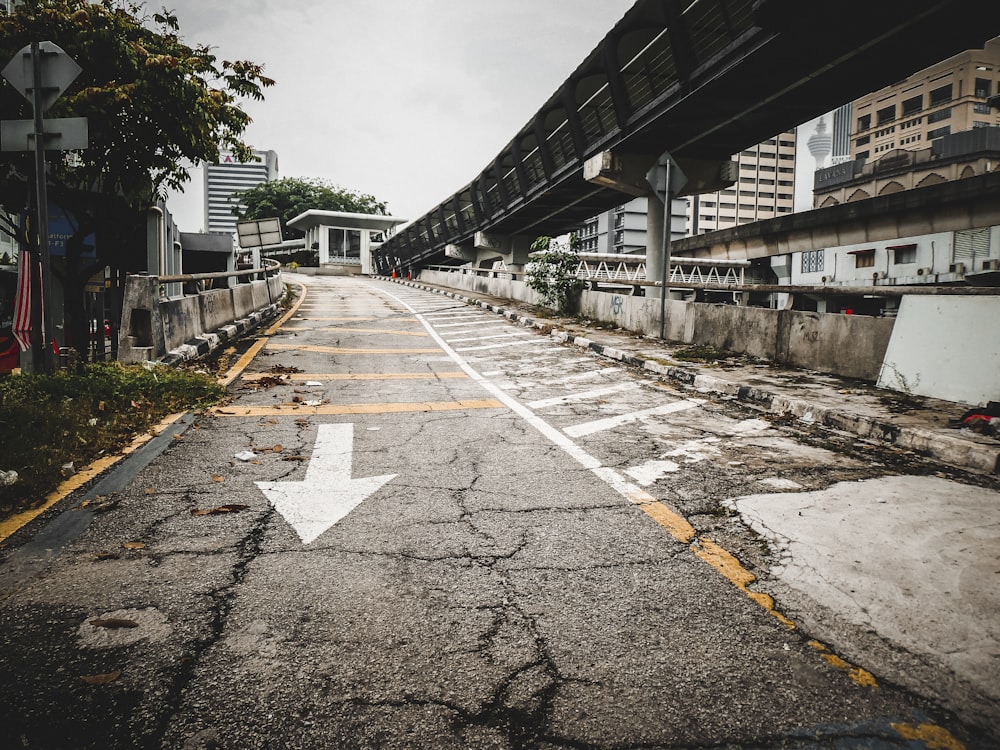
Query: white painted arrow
256 423 395 544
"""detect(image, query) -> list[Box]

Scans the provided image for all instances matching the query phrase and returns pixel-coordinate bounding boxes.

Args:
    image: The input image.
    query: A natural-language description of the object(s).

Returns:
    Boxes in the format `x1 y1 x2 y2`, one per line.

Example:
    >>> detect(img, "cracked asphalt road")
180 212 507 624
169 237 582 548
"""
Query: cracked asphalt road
0 275 995 749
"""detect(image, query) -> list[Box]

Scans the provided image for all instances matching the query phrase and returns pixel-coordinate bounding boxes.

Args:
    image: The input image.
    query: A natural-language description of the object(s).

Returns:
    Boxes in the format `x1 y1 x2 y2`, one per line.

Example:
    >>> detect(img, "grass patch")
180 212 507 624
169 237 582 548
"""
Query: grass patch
0 362 224 520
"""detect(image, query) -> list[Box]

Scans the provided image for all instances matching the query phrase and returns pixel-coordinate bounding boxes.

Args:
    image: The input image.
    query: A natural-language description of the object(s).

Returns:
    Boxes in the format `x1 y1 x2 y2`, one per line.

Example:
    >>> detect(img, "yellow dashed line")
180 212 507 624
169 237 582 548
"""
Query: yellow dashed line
692 538 797 630
267 343 440 355
891 722 965 750
241 372 467 382
0 412 188 543
211 399 504 417
294 327 428 337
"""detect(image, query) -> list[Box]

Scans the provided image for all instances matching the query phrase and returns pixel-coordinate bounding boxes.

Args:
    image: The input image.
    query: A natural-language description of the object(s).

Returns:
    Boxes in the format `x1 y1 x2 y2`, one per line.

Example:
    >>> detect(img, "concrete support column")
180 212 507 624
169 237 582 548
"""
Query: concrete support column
646 192 665 300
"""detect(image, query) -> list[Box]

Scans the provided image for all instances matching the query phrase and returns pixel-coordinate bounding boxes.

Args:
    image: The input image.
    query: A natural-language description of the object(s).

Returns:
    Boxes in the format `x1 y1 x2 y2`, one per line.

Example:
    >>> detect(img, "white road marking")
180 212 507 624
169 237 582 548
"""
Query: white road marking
564 399 704 438
445 332 533 344
527 382 640 410
454 339 542 352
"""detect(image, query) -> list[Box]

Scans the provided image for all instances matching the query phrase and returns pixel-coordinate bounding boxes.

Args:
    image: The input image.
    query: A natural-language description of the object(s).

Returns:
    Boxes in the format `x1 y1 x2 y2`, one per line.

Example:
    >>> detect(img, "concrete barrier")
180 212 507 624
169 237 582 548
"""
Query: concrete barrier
119 273 284 364
417 268 894 382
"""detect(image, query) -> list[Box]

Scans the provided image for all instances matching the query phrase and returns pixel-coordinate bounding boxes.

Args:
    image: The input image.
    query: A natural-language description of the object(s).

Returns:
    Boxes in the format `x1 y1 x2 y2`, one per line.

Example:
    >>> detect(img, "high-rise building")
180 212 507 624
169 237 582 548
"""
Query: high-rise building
578 196 688 255
204 150 279 234
687 129 797 235
830 103 853 164
850 37 1000 161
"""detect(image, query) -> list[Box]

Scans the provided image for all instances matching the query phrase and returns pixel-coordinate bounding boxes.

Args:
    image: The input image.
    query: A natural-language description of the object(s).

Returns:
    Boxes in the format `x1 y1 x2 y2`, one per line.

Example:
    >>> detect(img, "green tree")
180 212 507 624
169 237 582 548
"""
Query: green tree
0 0 274 358
236 177 389 241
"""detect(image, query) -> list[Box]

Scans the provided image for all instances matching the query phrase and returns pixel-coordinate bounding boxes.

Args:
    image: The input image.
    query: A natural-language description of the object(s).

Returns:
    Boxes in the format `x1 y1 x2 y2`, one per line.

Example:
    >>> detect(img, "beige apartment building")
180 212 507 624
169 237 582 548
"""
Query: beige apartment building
814 38 1000 207
851 37 1000 161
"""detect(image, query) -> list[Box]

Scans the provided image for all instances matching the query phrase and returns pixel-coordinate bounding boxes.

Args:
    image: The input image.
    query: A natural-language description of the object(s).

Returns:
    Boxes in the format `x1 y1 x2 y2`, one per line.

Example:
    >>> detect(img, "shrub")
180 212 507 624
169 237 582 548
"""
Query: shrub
0 363 224 517
524 234 585 313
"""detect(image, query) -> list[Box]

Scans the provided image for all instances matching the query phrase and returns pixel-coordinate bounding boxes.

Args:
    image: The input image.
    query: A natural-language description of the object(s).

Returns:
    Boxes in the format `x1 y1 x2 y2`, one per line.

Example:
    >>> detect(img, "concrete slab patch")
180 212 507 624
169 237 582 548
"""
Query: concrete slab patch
729 475 1000 707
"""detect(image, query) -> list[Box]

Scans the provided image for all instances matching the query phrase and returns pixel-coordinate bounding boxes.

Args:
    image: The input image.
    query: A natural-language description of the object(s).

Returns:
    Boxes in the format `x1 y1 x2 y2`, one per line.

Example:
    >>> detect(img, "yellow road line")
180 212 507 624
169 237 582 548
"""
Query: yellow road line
287 327 429 337
0 412 188 544
241 372 468 382
212 399 504 417
267 343 440 355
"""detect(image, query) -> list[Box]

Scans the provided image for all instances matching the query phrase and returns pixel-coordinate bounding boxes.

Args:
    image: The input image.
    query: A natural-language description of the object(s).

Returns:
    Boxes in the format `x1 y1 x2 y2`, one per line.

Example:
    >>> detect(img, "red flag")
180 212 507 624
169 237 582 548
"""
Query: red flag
12 247 34 352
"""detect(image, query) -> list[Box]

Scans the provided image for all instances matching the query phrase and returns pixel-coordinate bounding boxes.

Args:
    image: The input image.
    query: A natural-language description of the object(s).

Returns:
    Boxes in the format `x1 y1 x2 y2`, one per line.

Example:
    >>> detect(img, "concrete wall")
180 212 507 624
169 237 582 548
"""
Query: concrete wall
119 274 284 364
200 288 238 333
418 269 894 382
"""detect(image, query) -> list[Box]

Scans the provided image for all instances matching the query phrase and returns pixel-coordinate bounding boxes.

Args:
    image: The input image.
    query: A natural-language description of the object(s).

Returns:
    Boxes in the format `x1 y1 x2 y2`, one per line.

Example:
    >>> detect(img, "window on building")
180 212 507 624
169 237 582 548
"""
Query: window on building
778 192 793 200
857 114 871 131
853 250 876 268
739 190 755 197
779 139 795 148
927 126 951 139
739 203 754 211
759 150 776 159
856 150 870 159
778 180 793 187
902 95 923 115
759 178 775 185
759 165 776 172
974 121 992 128
856 135 870 146
801 249 824 274
975 78 993 98
929 84 953 106
740 162 755 170
974 102 993 114
891 244 917 264
778 167 794 174
759 191 774 199
876 105 896 125
741 149 756 157
927 107 952 123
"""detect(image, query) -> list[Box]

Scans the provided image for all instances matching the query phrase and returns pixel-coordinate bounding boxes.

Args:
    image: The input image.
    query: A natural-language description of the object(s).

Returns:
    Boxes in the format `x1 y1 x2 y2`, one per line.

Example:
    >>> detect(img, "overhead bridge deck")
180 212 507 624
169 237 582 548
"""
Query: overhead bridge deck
375 0 1000 273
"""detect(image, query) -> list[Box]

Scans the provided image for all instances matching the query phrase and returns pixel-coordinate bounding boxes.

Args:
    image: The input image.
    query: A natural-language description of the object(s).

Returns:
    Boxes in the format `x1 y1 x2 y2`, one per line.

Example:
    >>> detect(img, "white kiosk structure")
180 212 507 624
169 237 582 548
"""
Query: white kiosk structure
287 210 406 275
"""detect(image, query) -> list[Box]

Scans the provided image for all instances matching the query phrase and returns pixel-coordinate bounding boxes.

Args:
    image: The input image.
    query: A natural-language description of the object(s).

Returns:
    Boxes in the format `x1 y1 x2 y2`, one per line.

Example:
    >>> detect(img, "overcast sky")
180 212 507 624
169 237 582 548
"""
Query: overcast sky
160 0 637 230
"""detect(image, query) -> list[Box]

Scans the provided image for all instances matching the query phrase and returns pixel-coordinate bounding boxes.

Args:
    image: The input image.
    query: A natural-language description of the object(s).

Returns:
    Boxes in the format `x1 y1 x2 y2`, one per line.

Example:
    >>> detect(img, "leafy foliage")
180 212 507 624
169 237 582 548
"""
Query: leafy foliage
0 0 274 207
524 234 585 313
0 0 274 356
0 362 224 516
237 177 389 241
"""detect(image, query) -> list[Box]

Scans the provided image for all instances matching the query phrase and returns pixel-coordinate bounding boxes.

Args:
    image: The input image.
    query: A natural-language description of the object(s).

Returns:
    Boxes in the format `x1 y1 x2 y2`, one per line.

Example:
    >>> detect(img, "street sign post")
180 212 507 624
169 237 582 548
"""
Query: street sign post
1 41 88 373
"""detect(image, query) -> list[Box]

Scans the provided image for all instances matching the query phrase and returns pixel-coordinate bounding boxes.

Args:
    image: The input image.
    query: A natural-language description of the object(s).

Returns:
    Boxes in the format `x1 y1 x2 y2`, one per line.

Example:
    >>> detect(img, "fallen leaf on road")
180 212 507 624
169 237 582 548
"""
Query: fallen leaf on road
282 456 308 462
271 444 283 453
191 504 250 516
95 551 120 561
122 542 145 550
80 671 122 685
211 475 225 483
90 618 139 629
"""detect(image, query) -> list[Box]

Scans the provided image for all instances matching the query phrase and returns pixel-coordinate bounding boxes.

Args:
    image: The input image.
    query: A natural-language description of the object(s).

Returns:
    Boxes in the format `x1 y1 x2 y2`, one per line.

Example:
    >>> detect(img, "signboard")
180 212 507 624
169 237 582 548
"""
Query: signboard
237 218 283 249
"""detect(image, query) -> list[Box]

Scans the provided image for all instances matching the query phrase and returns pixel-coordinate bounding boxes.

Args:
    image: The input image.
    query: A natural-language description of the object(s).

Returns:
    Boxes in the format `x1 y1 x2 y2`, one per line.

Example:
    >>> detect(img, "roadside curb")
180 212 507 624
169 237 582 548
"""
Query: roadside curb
160 301 283 368
389 278 1000 475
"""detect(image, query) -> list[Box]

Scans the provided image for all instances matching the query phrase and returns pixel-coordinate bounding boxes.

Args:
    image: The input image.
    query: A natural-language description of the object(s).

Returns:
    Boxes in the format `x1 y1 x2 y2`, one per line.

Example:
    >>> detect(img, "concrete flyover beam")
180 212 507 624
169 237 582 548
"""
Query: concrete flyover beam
474 231 534 268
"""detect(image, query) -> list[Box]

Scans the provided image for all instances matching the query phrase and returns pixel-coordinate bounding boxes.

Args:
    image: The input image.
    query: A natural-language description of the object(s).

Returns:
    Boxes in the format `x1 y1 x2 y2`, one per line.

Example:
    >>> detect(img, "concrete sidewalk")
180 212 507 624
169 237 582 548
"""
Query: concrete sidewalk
386 277 1000 476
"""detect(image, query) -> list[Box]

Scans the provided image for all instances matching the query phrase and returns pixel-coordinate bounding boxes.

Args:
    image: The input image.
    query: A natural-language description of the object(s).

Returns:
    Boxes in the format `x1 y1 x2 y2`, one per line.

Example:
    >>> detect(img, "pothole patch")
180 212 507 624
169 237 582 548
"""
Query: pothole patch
78 607 172 648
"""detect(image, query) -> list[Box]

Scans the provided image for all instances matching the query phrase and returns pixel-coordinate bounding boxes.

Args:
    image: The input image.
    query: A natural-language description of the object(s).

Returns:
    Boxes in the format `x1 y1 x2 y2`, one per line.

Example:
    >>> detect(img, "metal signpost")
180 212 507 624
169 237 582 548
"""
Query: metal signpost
1 41 88 372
